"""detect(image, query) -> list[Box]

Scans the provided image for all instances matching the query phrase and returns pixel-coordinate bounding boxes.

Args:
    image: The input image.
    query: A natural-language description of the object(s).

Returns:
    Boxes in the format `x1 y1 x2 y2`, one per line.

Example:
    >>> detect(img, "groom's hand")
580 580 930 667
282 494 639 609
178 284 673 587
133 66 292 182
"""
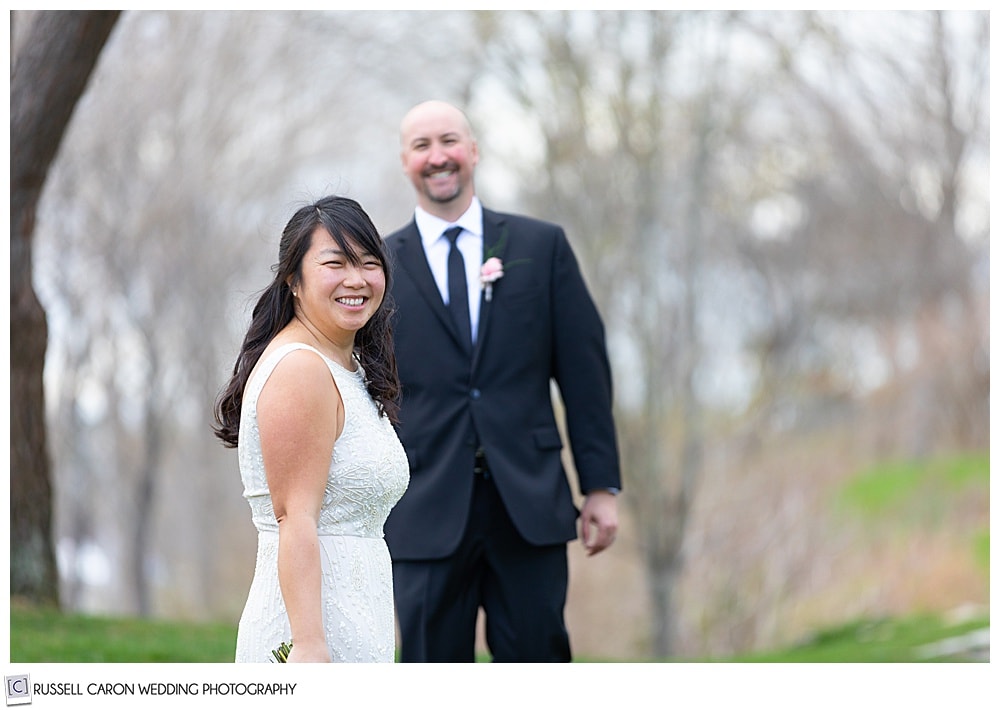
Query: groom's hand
579 490 619 556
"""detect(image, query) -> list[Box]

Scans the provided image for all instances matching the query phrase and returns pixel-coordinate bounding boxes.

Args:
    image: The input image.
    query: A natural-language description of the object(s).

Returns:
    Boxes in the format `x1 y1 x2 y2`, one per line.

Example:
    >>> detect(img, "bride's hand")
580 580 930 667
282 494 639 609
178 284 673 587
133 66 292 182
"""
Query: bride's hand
287 639 331 663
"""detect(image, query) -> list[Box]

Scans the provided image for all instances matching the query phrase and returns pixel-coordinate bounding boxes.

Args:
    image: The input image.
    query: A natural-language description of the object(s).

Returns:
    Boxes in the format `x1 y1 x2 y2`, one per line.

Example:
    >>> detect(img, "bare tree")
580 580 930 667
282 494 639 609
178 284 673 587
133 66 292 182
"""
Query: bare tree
37 10 353 616
732 10 989 452
35 10 488 618
676 10 989 654
10 9 121 606
468 9 988 657
469 10 735 656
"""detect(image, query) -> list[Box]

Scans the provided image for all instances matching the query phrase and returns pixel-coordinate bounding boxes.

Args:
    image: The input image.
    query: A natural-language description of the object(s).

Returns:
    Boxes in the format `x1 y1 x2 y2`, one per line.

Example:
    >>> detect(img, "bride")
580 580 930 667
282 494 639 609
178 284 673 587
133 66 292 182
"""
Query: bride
213 196 409 662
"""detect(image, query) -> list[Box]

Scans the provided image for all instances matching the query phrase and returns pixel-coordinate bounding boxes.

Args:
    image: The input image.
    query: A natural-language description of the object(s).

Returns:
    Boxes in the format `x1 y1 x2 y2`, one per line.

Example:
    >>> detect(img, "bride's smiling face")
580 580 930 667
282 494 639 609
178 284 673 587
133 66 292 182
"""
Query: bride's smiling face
293 226 386 337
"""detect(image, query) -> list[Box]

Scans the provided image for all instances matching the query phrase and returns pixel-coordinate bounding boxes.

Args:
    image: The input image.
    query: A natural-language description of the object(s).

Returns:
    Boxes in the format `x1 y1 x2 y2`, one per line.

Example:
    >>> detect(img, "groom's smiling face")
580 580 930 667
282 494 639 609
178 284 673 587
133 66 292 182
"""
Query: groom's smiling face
400 102 479 216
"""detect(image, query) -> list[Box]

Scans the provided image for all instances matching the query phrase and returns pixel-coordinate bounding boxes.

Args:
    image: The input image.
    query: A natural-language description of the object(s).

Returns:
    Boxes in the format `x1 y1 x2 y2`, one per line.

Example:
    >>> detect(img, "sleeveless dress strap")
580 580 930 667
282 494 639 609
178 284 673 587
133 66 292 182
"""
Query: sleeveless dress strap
245 342 328 404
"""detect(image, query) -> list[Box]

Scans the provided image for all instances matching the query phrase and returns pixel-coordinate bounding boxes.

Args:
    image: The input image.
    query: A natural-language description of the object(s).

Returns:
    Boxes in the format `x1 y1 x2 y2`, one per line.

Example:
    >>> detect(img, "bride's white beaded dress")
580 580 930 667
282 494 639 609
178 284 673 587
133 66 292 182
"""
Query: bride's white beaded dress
234 343 409 663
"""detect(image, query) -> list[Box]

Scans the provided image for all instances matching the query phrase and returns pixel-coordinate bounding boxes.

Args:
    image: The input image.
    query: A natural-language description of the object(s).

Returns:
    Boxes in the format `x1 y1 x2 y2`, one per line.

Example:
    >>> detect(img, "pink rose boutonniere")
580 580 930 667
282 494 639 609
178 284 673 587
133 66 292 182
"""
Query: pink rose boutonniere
480 226 529 302
480 257 504 302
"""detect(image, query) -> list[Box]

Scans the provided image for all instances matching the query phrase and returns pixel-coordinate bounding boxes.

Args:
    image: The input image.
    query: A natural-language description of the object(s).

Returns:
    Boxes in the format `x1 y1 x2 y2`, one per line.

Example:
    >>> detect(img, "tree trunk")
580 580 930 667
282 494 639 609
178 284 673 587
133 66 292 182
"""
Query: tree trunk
10 10 120 605
647 551 682 659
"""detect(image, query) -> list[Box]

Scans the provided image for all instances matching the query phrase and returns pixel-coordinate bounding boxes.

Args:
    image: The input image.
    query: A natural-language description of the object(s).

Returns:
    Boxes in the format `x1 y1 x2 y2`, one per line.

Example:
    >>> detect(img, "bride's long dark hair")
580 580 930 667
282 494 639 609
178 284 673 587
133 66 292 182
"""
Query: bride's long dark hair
213 195 400 448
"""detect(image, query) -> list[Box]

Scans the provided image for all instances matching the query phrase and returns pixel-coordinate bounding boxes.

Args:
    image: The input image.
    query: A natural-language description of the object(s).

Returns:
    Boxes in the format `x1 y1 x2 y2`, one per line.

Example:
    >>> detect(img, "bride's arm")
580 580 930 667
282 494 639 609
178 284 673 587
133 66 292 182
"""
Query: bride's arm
257 349 345 663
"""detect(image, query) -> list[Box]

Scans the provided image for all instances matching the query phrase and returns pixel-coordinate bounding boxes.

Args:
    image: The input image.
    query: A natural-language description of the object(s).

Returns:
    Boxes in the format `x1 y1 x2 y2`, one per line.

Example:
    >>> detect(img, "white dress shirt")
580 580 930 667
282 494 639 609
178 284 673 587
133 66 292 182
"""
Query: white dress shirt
415 197 485 342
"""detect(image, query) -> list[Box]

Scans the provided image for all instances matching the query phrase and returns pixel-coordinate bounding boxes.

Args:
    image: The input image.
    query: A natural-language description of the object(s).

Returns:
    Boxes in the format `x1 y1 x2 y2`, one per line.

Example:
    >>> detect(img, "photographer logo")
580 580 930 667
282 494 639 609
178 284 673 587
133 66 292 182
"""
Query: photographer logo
5 675 31 706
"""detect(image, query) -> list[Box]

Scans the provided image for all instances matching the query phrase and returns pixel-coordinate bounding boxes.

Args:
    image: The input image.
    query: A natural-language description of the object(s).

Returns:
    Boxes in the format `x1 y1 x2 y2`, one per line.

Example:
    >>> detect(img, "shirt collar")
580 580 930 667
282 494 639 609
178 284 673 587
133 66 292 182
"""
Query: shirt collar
416 196 483 248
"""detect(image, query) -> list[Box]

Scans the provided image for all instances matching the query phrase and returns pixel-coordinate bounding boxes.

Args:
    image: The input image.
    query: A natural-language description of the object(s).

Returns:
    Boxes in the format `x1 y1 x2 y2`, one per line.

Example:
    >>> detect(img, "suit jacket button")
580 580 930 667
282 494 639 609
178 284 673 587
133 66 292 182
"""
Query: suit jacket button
470 388 481 399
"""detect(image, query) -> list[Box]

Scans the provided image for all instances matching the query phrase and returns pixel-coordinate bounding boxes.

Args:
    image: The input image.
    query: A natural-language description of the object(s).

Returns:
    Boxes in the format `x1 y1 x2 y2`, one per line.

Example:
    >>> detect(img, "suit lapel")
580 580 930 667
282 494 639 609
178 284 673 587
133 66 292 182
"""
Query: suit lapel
394 222 467 349
472 210 507 369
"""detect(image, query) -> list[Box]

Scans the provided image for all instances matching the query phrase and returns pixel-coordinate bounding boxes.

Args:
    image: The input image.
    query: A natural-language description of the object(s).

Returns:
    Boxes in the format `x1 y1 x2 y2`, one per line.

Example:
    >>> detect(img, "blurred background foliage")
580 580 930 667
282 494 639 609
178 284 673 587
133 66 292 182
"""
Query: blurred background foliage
9 10 989 661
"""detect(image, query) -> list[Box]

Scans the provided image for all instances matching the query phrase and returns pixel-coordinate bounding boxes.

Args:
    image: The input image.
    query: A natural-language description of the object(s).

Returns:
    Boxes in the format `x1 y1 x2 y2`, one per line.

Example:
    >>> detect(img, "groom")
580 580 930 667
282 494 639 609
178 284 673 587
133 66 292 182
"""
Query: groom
383 100 622 662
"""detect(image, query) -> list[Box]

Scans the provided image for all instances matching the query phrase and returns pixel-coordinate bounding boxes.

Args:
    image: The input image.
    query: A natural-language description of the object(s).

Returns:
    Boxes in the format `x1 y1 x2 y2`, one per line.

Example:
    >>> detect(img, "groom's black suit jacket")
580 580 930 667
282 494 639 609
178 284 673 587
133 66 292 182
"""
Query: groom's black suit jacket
383 207 621 561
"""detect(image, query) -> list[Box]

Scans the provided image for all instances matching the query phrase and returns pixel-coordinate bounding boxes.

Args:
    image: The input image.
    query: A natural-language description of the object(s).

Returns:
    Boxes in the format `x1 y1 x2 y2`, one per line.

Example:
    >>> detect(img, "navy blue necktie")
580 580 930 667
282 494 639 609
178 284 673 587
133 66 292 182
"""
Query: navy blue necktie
444 226 472 350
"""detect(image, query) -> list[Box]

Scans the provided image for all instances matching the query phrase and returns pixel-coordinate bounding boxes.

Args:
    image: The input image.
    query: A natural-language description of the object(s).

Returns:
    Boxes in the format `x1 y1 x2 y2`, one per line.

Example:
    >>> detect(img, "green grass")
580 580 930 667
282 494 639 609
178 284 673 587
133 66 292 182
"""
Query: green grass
10 601 238 663
721 613 989 663
839 451 989 518
9 602 988 663
836 451 989 575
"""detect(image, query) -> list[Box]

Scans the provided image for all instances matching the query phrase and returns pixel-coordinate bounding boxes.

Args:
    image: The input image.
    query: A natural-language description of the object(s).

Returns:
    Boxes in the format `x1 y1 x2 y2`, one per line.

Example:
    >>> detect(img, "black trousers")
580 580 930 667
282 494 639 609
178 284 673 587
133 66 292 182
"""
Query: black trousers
392 464 571 662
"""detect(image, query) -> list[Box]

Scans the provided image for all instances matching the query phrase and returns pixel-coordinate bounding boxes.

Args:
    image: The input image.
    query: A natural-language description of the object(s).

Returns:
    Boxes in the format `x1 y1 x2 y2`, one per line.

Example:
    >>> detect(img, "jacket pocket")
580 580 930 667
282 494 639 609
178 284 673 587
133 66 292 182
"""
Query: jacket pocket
533 427 564 450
